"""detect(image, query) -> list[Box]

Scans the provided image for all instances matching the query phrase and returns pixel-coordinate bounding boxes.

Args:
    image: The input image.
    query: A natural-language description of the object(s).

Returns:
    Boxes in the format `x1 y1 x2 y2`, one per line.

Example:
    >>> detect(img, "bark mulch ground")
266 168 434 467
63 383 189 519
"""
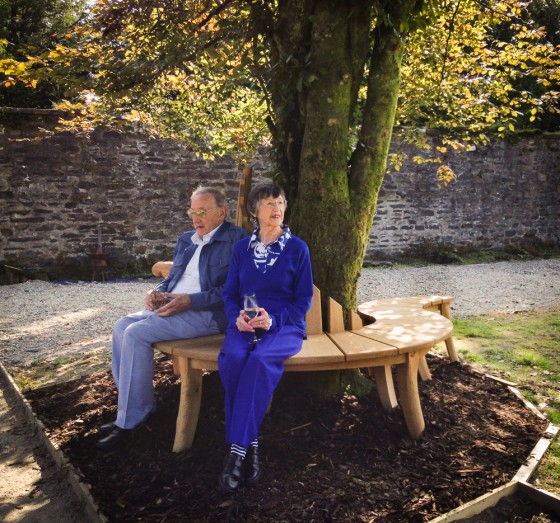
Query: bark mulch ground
24 354 554 523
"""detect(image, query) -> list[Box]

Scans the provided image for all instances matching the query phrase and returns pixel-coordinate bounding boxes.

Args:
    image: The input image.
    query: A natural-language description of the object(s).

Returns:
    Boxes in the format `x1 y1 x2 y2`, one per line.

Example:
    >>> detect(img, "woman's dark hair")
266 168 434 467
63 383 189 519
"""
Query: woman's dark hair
247 182 286 218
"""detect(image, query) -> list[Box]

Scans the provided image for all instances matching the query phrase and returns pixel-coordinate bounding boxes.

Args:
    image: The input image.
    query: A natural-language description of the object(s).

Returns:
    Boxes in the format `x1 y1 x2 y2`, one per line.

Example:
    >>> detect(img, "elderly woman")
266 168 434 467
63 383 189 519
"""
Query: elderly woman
218 182 314 493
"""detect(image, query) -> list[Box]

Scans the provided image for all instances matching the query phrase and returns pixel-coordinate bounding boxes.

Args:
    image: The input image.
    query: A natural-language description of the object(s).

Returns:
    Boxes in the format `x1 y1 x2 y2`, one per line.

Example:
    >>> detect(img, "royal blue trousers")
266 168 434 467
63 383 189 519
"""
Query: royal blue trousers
218 326 304 448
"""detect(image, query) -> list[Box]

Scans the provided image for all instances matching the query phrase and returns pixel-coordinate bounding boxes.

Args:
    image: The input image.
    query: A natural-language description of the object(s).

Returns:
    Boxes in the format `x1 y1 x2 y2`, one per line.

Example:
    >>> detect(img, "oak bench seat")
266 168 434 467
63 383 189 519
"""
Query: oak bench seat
150 167 456 451
153 285 455 452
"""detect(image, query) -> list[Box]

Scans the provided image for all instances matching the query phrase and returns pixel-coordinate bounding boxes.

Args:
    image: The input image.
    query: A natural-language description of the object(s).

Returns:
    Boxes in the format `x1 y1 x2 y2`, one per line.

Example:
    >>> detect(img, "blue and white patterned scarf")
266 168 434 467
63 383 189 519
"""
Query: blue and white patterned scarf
248 225 292 273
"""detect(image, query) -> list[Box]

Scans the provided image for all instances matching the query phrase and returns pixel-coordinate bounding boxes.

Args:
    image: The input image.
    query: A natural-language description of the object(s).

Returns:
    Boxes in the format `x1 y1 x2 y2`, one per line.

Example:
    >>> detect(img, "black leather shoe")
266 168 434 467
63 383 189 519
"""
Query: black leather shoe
95 427 131 451
244 446 262 486
219 453 244 494
98 421 116 436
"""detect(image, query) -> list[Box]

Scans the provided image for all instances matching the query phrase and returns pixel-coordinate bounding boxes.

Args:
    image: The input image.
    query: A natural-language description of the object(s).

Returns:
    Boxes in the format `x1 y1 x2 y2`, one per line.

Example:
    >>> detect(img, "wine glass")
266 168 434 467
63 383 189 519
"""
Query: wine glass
151 291 168 310
243 293 261 344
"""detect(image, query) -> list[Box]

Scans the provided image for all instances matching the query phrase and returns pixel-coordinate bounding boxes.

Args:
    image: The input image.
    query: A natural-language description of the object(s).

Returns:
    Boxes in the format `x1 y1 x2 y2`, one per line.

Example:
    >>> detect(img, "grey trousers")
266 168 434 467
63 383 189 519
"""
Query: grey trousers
111 309 221 429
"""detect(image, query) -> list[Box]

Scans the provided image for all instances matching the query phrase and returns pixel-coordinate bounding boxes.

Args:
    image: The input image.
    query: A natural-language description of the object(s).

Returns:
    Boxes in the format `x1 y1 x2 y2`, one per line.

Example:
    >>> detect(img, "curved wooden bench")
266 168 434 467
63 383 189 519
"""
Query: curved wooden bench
149 167 456 451
357 296 458 364
153 287 455 452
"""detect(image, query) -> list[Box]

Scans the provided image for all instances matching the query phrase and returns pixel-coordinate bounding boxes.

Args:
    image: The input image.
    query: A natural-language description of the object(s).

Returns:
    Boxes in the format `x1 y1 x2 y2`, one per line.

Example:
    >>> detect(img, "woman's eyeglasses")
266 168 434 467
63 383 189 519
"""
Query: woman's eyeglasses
263 200 287 209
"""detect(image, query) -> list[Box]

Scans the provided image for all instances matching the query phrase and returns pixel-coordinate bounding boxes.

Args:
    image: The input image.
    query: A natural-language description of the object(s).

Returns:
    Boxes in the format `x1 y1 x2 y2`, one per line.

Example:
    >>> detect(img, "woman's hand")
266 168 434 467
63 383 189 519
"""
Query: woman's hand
236 308 271 332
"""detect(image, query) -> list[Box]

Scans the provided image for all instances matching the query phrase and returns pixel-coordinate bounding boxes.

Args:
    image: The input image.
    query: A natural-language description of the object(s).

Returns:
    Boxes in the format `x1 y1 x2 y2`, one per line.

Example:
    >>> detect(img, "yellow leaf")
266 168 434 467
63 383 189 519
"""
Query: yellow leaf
508 123 515 131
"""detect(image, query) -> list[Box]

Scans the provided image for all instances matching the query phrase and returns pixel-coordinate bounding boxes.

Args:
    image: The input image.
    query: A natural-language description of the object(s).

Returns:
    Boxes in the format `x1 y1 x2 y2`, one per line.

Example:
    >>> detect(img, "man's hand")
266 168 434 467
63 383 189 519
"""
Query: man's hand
145 289 168 311
157 293 192 317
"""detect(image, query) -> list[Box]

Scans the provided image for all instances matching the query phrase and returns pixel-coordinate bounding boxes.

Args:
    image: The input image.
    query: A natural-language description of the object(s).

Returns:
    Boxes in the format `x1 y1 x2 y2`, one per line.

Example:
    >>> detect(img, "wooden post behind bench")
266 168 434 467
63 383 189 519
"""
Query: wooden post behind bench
235 165 253 232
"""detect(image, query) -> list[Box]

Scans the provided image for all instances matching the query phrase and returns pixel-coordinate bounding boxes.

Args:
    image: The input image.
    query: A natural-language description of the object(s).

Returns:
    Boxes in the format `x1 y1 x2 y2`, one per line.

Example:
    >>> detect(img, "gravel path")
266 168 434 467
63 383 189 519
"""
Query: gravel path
1 259 559 367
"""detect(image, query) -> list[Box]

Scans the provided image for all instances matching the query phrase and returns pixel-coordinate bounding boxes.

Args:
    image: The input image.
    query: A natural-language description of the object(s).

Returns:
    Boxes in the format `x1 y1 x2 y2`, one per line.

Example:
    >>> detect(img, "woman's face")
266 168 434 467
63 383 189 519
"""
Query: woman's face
254 195 286 228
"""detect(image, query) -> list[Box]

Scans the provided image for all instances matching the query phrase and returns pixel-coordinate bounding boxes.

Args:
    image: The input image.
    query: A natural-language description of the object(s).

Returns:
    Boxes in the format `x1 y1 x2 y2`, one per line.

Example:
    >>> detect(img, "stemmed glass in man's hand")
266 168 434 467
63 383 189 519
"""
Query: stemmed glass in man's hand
243 293 261 344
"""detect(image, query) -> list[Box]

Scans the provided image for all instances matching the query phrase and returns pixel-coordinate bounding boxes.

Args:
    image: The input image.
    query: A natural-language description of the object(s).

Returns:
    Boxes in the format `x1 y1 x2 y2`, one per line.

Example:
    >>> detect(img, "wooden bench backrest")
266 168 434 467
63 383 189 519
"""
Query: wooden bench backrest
305 285 322 334
306 286 362 334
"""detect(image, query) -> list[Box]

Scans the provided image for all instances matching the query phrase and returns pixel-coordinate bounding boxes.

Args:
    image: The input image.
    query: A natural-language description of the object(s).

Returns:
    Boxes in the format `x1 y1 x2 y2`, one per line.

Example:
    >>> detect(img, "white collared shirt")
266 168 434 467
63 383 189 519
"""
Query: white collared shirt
170 225 220 294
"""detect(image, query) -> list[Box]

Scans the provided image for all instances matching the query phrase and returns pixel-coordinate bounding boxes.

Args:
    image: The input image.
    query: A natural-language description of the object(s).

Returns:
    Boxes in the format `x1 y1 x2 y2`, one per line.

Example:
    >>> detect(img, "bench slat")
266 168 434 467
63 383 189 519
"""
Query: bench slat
154 334 225 359
368 311 452 329
354 324 439 352
285 334 345 367
155 332 347 371
358 295 454 310
327 331 398 361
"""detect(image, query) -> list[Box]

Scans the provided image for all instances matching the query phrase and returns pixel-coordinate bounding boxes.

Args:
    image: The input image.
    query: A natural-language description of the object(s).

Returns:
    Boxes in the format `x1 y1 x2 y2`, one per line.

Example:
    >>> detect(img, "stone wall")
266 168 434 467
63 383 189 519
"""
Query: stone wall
368 134 559 261
1 110 558 280
0 111 270 280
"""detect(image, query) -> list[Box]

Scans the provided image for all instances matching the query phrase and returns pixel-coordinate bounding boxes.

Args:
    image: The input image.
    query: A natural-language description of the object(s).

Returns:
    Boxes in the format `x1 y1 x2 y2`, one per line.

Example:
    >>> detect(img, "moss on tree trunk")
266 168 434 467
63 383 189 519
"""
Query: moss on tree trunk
267 0 412 319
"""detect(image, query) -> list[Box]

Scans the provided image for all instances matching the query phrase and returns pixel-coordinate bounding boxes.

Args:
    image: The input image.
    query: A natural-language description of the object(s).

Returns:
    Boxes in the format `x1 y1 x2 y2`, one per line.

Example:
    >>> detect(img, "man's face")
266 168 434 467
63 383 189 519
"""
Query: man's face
189 193 227 237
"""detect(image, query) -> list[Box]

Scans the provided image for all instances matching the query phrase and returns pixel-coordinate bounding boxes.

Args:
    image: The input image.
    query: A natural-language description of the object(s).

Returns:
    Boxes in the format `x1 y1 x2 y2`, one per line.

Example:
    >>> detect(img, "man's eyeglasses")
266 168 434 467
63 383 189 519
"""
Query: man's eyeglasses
263 200 287 209
186 207 217 218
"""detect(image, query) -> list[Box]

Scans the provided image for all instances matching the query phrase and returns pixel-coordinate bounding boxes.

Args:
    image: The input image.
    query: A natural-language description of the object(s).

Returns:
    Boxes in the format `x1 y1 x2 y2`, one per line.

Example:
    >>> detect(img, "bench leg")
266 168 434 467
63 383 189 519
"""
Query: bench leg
440 303 459 362
418 355 432 381
368 365 398 410
444 336 458 362
172 355 180 376
396 352 425 440
173 357 203 453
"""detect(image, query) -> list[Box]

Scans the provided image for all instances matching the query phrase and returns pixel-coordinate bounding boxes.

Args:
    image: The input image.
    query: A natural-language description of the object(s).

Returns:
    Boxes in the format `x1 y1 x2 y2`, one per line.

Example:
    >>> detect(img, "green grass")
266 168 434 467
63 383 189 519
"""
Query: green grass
434 307 560 494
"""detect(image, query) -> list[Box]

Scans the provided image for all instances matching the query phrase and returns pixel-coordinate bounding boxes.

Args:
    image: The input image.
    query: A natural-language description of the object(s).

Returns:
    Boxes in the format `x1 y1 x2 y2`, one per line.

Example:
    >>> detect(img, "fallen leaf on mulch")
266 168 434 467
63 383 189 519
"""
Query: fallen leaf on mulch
25 355 550 522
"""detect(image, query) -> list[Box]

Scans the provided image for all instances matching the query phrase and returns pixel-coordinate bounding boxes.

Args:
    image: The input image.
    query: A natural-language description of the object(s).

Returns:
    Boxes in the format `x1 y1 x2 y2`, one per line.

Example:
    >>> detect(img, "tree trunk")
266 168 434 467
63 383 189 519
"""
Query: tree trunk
267 0 412 316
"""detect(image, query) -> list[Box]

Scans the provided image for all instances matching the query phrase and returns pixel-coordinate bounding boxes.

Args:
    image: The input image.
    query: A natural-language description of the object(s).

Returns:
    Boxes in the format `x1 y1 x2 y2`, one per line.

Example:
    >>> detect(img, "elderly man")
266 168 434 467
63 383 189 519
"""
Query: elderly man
96 186 247 451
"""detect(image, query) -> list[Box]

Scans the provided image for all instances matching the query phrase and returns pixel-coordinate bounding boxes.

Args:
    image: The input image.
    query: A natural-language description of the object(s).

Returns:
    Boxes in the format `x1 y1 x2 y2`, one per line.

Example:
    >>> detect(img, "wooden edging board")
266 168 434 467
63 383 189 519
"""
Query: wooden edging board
0 361 107 523
428 376 559 523
428 480 560 523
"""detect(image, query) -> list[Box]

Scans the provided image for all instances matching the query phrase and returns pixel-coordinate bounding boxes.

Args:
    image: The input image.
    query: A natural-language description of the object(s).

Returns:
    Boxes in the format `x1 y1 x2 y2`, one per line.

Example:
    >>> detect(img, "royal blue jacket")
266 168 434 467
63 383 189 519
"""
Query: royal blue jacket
223 234 314 336
156 221 248 330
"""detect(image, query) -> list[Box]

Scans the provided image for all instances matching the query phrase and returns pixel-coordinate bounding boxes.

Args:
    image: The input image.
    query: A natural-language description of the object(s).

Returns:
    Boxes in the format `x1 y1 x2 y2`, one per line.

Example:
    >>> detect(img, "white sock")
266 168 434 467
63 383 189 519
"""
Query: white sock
230 444 247 459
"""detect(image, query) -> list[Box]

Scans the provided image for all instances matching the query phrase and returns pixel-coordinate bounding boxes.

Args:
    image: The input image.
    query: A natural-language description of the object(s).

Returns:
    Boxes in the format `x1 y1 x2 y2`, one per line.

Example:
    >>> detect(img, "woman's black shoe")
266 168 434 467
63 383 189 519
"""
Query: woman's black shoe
219 453 244 493
244 446 262 486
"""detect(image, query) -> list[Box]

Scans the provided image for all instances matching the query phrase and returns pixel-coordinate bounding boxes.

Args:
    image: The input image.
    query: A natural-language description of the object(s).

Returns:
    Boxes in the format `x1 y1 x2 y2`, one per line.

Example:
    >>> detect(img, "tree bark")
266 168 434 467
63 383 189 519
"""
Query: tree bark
265 0 416 317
